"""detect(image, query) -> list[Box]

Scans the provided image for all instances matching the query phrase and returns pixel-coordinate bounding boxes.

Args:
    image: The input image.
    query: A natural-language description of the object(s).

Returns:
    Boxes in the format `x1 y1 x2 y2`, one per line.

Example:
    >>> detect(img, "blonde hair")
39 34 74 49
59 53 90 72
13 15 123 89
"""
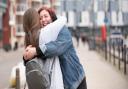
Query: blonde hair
23 8 40 47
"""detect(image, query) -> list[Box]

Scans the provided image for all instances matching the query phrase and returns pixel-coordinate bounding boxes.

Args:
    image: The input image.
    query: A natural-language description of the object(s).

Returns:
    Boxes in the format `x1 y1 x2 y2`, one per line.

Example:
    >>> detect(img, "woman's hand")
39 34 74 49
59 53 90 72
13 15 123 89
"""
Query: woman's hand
23 45 37 60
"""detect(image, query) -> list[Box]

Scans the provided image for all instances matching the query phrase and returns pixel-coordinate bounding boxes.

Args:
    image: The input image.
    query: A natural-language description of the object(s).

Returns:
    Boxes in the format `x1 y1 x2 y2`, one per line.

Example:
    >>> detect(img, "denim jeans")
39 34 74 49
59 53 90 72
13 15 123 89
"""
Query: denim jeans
77 77 87 89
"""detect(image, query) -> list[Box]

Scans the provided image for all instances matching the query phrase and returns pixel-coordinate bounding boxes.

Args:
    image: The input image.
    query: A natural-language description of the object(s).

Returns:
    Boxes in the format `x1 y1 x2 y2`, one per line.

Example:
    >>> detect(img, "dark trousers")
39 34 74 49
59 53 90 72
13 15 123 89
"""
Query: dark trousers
77 77 87 89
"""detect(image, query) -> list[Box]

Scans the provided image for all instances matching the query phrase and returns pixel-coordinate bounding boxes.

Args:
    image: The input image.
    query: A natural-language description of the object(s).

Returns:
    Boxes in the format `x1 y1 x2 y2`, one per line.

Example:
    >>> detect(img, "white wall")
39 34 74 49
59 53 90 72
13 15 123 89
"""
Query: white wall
111 11 123 26
62 11 75 27
78 11 91 27
97 11 105 26
122 0 128 12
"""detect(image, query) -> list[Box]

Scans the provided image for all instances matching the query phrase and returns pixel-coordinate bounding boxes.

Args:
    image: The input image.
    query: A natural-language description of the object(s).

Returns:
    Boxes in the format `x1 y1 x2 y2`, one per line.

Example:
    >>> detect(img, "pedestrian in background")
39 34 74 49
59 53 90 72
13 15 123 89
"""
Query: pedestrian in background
13 40 18 51
74 30 80 47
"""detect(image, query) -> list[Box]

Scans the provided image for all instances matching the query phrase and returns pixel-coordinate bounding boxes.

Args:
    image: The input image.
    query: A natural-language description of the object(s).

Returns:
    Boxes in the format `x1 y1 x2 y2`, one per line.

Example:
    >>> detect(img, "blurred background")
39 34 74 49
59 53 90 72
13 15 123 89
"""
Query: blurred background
0 0 128 89
0 0 128 51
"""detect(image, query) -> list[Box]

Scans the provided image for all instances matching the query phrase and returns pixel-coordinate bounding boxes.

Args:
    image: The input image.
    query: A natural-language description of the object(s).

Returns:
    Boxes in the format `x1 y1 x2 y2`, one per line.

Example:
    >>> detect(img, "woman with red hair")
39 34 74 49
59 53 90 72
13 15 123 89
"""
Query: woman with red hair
24 6 87 89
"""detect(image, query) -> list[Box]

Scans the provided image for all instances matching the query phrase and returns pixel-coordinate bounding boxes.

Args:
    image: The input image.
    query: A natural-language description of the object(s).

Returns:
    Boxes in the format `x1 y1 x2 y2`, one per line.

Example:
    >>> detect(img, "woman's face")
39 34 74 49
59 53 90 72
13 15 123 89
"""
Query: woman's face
39 10 52 28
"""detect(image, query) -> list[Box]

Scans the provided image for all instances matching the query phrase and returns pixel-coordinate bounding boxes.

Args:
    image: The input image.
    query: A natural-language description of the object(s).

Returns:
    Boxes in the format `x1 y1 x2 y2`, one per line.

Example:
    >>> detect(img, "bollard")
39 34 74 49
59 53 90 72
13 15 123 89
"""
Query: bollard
121 39 124 62
105 41 107 60
118 46 121 70
16 68 20 89
124 45 127 74
109 43 111 62
113 43 115 65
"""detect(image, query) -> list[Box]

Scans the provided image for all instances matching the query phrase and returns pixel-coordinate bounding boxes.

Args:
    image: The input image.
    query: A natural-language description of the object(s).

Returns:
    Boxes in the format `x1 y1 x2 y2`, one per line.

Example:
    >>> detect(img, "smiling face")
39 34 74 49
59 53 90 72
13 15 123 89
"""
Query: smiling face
39 10 53 28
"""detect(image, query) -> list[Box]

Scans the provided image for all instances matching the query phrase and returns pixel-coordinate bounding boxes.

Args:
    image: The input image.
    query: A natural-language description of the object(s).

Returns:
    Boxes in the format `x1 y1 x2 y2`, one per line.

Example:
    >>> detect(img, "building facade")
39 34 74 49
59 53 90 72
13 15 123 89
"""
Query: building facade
2 0 128 50
9 0 43 48
0 0 7 49
0 0 11 51
56 0 128 37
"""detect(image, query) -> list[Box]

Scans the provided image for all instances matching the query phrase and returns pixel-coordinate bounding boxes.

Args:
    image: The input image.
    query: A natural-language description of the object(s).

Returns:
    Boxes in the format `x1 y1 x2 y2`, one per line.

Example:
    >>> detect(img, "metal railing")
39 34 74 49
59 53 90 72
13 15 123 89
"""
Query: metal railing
95 40 128 74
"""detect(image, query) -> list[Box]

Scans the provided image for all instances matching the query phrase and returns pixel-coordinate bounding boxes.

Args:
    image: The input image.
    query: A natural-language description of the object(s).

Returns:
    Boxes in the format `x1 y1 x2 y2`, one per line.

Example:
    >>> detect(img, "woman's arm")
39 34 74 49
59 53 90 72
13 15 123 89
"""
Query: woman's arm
24 26 72 59
38 26 72 58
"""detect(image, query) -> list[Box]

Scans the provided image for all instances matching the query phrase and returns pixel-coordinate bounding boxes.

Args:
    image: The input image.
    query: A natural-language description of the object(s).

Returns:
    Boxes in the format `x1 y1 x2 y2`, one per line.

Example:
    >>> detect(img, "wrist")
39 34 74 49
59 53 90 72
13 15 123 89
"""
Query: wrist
33 47 37 57
36 46 45 58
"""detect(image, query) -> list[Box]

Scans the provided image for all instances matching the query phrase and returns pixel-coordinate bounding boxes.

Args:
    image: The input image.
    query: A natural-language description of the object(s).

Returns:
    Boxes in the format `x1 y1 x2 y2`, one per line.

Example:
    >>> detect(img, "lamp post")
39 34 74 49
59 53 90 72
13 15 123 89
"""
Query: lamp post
73 0 77 31
104 0 111 60
88 0 95 50
91 0 96 50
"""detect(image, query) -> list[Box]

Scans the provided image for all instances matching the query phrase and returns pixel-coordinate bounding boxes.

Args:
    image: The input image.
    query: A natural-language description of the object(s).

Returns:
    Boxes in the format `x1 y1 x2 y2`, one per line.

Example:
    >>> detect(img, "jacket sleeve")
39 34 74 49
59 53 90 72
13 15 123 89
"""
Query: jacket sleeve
37 26 72 58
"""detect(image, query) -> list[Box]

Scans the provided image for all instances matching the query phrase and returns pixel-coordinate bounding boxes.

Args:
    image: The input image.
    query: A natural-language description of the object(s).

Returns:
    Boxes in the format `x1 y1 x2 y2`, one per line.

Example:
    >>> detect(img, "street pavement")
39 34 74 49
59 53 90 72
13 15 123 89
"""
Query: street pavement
0 38 128 89
0 48 24 89
73 38 128 89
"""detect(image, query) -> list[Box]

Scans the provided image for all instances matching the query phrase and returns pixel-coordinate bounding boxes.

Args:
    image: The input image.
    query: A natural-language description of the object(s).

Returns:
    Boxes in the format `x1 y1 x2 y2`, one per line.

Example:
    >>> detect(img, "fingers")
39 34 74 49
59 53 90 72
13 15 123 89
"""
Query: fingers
24 55 27 60
28 45 32 47
23 50 28 60
23 45 36 60
23 50 33 60
25 45 32 51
